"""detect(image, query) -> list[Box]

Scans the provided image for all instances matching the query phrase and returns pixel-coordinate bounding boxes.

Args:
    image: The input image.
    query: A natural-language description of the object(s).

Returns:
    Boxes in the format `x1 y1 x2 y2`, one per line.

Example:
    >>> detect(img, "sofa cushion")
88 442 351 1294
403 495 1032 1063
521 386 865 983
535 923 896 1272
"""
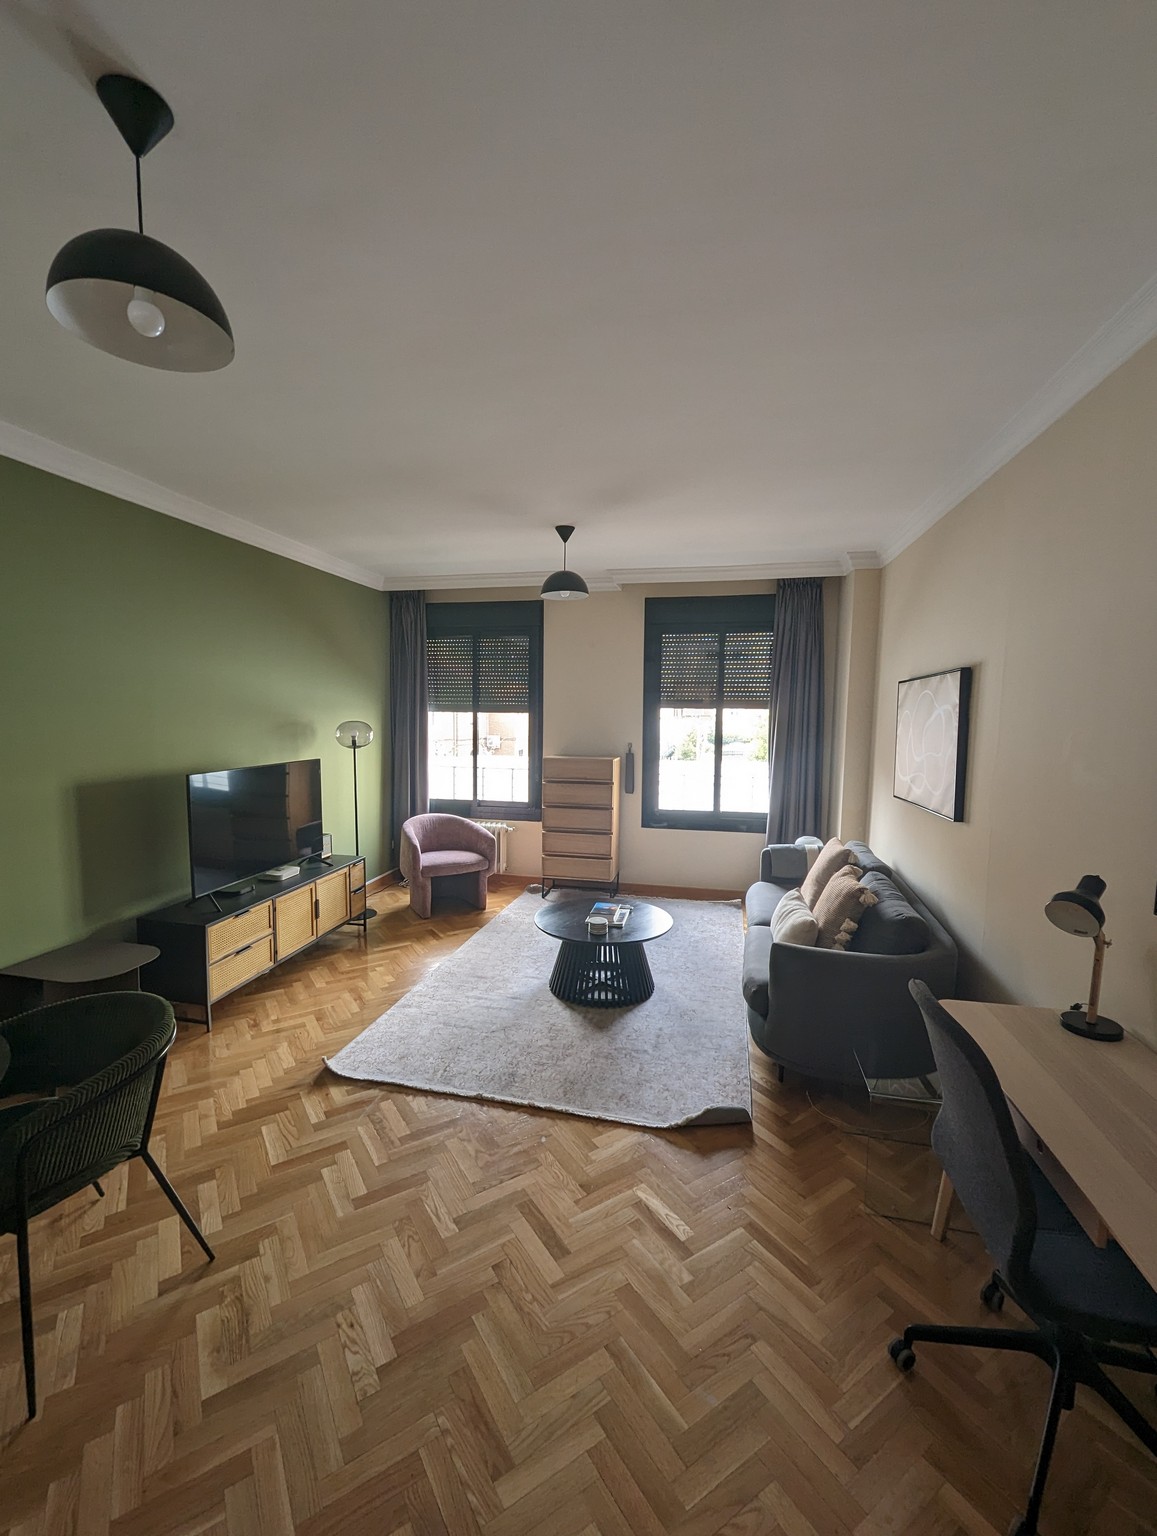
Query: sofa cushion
800 838 857 909
770 889 819 947
844 841 893 878
744 880 788 929
847 871 930 955
741 925 773 1018
813 866 878 949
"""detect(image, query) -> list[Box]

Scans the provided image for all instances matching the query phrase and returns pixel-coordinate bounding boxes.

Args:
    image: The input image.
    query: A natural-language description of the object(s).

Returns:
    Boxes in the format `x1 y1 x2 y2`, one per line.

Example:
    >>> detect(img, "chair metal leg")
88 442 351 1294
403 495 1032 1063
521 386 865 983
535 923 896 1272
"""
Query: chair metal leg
140 1149 215 1261
902 1322 1054 1365
1016 1359 1069 1535
16 1219 36 1420
1082 1359 1157 1457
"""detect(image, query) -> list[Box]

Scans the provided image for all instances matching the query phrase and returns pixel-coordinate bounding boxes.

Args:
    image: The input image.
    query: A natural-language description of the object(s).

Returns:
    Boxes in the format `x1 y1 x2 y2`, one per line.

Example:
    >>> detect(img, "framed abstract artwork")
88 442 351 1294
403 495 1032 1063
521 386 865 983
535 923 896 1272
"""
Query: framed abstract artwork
893 667 973 821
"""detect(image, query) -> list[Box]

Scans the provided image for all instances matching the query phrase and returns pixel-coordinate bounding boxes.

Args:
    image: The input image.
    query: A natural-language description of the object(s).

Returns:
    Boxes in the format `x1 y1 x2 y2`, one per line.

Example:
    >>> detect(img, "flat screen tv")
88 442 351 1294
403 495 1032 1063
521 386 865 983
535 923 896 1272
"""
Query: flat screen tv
187 758 323 900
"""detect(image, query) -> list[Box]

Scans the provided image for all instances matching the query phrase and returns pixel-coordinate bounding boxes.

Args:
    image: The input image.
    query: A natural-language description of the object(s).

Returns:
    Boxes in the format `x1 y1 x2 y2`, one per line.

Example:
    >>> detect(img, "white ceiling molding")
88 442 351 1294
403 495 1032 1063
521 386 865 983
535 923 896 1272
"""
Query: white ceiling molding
0 418 383 590
880 266 1157 567
381 554 878 592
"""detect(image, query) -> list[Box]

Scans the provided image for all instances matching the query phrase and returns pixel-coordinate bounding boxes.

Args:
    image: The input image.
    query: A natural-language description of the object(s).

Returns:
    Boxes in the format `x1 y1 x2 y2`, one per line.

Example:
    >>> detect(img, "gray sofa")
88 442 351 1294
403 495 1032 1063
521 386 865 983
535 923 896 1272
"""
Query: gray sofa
742 837 958 1085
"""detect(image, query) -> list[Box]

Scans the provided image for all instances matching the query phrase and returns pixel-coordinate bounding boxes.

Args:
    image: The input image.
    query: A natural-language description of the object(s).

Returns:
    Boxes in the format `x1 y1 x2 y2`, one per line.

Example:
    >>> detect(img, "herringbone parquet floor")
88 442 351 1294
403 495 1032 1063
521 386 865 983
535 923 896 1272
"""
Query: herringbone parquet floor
2 880 1155 1535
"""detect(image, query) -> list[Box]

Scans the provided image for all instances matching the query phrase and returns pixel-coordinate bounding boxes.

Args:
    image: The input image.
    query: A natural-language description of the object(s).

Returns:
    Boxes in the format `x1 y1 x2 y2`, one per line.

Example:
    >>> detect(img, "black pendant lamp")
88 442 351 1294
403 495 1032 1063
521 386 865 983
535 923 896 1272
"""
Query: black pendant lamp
46 74 234 372
540 524 590 601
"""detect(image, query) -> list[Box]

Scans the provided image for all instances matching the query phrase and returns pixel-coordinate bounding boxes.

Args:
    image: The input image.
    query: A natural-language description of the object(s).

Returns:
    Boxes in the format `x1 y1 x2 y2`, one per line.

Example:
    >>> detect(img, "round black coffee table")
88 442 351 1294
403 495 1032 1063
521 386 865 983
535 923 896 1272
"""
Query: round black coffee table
533 897 673 1006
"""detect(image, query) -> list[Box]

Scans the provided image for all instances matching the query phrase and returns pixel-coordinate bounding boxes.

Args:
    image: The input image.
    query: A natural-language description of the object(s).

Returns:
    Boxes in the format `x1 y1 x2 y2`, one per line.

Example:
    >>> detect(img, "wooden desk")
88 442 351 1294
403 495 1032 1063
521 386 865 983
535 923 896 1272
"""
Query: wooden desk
931 1001 1157 1290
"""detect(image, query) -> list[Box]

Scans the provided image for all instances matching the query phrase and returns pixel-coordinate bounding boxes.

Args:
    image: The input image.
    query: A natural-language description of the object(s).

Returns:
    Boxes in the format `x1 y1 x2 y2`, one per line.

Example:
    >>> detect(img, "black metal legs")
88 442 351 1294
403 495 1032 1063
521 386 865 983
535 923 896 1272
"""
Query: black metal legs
141 1149 216 1261
547 939 654 1006
16 1219 36 1420
890 1320 1157 1536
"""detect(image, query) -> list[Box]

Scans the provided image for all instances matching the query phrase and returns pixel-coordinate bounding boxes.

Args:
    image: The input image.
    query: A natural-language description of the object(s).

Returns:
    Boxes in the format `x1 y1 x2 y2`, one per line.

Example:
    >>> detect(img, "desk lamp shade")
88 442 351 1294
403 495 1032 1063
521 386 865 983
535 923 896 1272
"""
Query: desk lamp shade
540 525 590 601
1044 874 1122 1041
335 722 376 920
45 74 234 372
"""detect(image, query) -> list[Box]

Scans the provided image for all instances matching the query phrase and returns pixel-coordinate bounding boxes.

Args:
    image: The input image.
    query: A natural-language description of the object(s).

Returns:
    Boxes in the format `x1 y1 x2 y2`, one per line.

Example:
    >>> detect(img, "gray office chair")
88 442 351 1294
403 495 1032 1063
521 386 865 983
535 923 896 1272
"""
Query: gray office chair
891 981 1157 1536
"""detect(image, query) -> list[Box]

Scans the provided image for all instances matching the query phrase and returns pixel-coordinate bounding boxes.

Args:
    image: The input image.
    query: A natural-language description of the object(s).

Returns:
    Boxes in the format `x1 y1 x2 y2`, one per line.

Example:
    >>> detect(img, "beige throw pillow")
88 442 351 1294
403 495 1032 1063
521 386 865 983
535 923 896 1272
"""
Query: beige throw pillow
800 838 858 910
814 865 878 949
770 889 819 947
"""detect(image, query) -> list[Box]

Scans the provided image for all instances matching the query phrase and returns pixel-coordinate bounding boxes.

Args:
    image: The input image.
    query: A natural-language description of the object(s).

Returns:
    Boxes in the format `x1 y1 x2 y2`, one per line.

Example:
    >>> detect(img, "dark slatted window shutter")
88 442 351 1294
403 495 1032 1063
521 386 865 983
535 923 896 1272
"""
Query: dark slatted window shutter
426 634 474 711
722 630 774 707
660 632 719 707
477 634 531 712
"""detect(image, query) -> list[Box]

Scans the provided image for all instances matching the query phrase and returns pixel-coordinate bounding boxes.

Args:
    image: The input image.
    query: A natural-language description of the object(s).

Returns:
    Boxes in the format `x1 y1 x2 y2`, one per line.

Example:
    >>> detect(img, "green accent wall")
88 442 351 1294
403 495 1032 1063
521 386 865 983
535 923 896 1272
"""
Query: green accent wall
0 454 389 968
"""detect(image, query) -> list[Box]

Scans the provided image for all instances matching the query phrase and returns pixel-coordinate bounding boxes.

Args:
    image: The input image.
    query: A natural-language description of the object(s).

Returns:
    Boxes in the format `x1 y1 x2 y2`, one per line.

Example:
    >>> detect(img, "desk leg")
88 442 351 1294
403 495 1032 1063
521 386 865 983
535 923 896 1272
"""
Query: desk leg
931 1172 954 1241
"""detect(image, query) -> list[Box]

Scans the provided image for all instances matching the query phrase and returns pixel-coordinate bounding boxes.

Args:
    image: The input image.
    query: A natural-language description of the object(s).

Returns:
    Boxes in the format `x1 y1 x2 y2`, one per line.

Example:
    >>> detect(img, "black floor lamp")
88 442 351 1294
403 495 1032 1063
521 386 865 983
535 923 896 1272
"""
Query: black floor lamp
336 720 377 923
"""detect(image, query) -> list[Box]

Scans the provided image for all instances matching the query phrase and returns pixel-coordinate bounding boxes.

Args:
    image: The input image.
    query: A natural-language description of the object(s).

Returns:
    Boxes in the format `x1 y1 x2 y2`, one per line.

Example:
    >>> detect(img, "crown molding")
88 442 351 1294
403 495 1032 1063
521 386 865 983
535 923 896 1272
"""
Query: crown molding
880 266 1157 566
381 569 622 592
383 553 878 591
0 419 384 590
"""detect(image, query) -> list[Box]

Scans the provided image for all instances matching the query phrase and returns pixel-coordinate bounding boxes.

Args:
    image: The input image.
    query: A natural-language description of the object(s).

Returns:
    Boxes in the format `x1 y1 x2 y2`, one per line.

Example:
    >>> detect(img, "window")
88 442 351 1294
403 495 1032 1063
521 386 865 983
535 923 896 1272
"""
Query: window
642 595 774 832
426 601 543 819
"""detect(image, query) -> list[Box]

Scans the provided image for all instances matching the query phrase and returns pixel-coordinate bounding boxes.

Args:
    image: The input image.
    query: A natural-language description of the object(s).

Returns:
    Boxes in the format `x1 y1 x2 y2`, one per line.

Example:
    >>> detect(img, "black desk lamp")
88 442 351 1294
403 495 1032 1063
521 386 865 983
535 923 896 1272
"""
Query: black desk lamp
1044 875 1123 1042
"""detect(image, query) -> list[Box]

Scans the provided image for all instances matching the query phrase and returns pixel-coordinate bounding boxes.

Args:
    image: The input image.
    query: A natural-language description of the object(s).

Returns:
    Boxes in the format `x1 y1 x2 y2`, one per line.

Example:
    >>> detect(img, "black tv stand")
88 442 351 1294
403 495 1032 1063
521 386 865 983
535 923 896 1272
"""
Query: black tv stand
143 855 369 1028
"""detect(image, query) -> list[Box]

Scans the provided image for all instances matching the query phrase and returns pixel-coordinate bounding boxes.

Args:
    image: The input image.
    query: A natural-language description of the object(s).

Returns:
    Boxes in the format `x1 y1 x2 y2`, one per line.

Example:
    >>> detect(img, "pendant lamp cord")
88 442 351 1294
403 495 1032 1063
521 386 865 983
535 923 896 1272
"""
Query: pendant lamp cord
135 156 144 235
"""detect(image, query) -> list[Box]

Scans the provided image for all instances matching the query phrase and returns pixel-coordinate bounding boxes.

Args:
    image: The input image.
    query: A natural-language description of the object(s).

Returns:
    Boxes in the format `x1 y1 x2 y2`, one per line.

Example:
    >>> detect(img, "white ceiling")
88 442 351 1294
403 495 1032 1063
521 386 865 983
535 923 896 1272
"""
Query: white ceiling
3 1 1157 589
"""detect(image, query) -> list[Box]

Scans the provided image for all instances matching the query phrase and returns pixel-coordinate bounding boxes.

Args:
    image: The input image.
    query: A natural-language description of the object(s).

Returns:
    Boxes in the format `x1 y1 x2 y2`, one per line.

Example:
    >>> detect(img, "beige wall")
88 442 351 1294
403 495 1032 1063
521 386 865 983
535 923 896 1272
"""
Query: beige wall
431 581 798 891
830 567 881 843
867 338 1157 1046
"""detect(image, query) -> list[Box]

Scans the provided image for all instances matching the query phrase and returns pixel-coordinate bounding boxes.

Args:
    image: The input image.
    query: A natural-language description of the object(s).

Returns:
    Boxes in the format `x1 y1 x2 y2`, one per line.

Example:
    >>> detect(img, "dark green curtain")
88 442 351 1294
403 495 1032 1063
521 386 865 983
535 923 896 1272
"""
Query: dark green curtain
389 591 428 863
766 577 824 842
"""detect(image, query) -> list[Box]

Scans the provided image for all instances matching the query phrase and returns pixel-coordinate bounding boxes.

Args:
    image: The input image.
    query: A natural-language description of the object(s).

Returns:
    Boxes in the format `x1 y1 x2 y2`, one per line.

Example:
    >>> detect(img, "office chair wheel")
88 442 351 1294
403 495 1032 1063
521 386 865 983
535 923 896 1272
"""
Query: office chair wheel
888 1338 916 1372
981 1276 1005 1312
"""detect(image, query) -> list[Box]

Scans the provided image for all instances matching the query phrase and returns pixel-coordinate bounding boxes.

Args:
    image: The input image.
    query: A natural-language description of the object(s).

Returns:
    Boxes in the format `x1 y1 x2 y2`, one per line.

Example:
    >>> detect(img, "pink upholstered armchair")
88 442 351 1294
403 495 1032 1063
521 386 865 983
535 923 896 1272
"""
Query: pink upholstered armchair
399 814 498 919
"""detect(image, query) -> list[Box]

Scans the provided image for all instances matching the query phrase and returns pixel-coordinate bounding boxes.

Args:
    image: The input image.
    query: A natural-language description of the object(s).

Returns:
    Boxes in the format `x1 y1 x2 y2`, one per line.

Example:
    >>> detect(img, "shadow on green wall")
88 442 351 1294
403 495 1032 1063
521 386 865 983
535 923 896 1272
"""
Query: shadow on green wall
74 774 189 922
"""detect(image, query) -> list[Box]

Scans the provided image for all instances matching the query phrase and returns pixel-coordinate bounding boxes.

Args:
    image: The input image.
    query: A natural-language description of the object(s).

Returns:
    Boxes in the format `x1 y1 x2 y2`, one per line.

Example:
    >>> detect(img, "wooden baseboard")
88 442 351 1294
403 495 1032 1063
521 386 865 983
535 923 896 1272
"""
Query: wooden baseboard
501 874 742 901
367 869 402 893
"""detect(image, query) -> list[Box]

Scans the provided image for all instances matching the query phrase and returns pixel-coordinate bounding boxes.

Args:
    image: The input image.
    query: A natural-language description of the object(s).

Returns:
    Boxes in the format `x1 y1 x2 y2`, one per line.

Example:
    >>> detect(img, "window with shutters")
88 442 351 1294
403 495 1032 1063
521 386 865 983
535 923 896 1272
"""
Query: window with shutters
426 602 543 818
642 595 775 832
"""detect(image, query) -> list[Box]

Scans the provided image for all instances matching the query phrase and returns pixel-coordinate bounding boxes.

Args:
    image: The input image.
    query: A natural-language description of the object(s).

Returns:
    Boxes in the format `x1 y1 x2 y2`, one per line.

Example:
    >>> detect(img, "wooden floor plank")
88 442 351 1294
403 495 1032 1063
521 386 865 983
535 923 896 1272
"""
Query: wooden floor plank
1 879 1155 1533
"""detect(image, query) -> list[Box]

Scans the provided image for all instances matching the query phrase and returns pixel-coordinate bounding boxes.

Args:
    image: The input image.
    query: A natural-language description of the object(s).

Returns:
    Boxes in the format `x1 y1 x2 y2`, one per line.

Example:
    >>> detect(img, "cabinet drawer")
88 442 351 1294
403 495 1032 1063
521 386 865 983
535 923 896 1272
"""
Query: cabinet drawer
541 854 617 881
542 831 613 857
542 780 612 809
543 756 617 782
348 860 366 916
316 869 350 933
208 934 274 1001
207 902 273 962
542 805 613 833
275 885 316 959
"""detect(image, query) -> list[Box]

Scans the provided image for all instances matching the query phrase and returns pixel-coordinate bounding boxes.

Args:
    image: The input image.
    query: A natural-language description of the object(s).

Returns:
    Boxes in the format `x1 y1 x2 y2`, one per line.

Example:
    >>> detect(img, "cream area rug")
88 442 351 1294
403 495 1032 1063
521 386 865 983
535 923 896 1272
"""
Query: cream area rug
325 892 751 1128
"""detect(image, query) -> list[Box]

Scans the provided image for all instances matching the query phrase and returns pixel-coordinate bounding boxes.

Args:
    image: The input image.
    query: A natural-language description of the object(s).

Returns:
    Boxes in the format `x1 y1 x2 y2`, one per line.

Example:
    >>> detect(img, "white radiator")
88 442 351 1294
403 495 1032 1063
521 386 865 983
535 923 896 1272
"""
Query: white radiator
472 820 515 874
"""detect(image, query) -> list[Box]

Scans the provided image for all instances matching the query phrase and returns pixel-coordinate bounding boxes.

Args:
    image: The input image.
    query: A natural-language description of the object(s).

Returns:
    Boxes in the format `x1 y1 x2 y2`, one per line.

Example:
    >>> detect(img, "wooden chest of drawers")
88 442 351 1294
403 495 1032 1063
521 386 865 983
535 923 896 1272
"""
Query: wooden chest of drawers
541 756 621 893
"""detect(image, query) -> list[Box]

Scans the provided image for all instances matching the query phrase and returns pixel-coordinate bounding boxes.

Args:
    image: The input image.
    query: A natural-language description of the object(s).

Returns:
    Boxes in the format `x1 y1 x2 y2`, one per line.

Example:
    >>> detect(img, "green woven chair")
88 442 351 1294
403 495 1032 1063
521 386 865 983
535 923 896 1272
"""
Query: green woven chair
0 991 214 1420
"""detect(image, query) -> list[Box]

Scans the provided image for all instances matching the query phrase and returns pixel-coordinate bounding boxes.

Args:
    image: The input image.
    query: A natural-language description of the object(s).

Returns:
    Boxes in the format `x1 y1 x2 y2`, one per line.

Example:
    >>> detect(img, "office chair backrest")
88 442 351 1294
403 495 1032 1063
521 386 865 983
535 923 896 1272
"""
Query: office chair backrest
908 980 1037 1281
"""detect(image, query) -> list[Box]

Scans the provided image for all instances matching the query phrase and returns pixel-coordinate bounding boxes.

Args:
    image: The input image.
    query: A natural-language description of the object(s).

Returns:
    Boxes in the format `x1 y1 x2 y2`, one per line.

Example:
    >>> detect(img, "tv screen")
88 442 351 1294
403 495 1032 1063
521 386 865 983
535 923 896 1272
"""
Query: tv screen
187 759 323 899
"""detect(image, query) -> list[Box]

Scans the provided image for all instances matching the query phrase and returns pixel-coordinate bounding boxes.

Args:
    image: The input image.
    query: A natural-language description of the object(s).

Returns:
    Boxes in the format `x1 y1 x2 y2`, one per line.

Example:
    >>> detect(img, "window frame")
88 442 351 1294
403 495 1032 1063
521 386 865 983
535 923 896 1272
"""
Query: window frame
426 600 544 821
641 594 775 834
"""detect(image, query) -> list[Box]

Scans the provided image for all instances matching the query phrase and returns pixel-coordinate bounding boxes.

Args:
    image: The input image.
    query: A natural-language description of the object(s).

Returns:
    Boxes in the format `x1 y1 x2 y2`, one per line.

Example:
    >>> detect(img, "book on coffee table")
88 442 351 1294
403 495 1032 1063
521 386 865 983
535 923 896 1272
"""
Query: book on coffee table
588 901 631 927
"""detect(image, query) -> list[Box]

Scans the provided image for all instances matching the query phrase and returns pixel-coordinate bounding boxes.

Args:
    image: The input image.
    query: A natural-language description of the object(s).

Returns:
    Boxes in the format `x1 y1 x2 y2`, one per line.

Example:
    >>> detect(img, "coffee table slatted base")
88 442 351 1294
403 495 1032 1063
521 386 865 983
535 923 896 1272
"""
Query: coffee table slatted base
548 940 654 1007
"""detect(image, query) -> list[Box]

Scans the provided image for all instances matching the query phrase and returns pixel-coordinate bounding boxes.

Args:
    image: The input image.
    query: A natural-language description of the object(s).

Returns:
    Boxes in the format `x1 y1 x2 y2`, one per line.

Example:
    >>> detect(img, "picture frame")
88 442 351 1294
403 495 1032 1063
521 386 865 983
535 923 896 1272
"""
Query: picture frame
893 667 973 821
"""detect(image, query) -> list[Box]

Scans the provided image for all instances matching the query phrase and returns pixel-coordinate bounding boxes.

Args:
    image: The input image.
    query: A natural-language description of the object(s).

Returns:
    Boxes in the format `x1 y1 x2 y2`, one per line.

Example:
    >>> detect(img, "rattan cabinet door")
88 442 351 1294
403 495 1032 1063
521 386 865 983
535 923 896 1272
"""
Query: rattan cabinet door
274 884 316 960
316 870 350 934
